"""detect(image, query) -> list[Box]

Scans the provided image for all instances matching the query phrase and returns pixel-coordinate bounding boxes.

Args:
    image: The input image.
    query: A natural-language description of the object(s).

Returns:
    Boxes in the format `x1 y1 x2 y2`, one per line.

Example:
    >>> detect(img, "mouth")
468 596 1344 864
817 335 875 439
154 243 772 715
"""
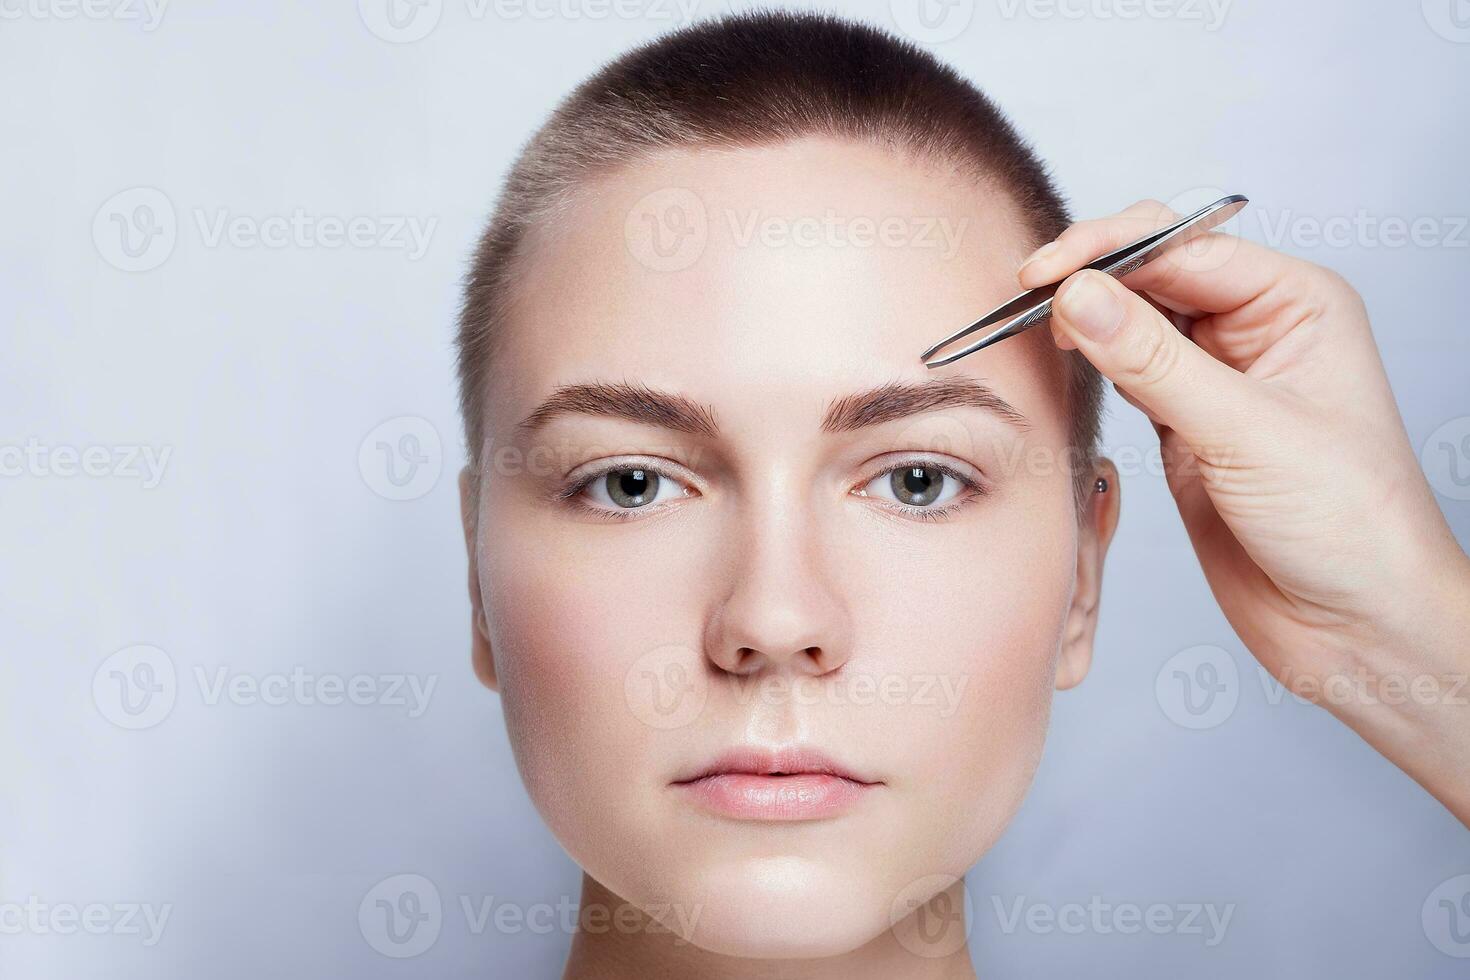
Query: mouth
670 745 883 822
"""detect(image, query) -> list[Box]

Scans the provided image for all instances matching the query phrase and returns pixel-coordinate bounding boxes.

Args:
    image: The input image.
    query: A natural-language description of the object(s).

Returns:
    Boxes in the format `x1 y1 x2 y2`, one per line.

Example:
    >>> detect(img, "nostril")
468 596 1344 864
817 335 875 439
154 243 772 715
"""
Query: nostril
729 648 762 675
718 646 832 675
802 647 834 672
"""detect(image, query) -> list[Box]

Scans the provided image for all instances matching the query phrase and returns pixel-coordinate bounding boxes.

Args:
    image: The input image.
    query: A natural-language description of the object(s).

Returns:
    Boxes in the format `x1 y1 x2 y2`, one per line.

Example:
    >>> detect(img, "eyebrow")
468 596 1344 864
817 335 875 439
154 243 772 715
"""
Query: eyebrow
518 381 721 436
517 378 1029 436
821 378 1030 433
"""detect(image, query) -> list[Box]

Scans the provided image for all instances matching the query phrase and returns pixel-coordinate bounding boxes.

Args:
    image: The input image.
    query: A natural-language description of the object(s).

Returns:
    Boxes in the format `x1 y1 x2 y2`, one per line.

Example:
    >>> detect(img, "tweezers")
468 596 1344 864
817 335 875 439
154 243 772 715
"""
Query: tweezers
921 194 1249 367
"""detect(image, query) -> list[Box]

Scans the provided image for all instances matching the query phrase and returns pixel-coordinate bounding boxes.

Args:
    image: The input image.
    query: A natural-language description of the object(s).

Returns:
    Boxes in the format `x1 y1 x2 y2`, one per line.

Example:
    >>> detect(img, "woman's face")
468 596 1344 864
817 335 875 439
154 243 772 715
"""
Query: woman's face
463 137 1118 958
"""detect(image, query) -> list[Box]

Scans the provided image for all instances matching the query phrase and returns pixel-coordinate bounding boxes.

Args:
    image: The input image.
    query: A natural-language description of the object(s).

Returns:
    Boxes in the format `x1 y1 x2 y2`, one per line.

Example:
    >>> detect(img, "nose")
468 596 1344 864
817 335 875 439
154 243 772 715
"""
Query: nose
703 492 854 679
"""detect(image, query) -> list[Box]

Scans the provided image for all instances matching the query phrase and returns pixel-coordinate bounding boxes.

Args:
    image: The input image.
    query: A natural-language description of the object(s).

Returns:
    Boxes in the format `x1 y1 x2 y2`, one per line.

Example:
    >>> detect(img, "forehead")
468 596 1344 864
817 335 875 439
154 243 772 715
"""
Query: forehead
489 136 1066 445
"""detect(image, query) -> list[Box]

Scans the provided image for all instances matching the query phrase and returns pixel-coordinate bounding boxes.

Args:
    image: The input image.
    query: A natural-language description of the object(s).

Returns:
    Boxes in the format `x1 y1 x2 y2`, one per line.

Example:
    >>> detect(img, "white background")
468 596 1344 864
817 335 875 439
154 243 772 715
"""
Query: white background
3 0 1469 976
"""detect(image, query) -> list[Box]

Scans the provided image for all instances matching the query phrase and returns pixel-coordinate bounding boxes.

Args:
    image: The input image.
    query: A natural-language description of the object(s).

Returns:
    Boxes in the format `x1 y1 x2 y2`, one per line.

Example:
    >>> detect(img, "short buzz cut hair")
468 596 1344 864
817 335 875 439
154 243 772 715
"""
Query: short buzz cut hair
456 10 1104 506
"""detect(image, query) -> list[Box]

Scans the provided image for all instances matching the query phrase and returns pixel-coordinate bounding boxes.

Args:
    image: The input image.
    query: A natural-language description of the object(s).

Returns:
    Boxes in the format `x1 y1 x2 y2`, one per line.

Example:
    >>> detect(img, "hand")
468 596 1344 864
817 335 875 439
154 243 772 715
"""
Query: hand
1022 199 1470 825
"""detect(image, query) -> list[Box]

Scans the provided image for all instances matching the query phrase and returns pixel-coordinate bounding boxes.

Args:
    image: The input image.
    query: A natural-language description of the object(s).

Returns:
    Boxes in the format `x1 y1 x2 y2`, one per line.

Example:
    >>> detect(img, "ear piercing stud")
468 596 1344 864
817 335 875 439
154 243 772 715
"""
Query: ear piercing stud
1094 477 1109 493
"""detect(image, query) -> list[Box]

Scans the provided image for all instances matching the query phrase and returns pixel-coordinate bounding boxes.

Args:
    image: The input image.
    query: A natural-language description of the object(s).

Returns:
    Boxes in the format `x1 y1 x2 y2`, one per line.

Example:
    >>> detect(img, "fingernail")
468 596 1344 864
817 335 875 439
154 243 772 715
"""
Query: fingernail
1018 241 1060 280
1059 273 1125 342
1022 241 1060 266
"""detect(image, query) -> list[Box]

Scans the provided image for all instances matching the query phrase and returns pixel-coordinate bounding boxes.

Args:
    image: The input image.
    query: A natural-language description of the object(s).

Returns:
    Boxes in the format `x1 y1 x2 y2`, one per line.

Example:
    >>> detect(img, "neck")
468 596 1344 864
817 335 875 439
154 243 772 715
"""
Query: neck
560 873 978 980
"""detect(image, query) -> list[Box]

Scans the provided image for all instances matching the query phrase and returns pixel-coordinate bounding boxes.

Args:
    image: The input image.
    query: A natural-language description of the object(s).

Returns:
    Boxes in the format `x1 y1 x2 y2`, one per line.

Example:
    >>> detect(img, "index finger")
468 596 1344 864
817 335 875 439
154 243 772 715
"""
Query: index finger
1018 199 1306 318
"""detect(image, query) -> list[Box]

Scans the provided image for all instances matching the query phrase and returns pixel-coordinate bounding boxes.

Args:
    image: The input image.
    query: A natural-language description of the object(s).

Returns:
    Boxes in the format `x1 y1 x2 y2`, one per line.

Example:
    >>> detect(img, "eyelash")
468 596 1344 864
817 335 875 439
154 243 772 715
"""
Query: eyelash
556 456 988 523
858 456 989 523
554 458 693 523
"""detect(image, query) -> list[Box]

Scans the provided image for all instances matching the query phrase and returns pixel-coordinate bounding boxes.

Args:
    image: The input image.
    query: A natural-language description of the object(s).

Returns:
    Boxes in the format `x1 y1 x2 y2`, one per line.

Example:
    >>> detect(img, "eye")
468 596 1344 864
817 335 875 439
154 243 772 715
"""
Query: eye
856 459 984 514
575 465 693 513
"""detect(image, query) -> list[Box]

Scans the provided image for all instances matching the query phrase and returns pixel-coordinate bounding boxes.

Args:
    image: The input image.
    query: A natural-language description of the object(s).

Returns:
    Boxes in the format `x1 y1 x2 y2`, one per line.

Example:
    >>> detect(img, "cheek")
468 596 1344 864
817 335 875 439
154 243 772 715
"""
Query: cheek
847 489 1077 849
475 506 700 856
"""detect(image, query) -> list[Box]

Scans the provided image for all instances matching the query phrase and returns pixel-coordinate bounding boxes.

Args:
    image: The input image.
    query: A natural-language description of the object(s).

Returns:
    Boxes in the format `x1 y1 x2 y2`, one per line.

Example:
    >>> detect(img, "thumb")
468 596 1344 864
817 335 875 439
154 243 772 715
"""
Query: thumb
1050 269 1253 447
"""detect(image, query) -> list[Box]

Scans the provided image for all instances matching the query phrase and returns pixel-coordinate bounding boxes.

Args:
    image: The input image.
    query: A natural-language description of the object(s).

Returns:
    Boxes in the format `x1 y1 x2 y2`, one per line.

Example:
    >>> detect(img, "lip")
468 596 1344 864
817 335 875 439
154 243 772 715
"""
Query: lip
671 745 882 822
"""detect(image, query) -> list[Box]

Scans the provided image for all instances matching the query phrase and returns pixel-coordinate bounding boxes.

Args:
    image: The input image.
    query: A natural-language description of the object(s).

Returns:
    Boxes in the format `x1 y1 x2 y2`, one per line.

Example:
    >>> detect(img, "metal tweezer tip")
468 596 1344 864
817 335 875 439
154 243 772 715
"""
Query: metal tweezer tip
922 325 1011 367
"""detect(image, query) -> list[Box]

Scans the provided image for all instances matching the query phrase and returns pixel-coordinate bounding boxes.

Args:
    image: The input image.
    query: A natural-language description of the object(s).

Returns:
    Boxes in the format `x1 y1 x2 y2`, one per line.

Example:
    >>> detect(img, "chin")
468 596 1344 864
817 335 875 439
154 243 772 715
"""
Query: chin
632 854 894 959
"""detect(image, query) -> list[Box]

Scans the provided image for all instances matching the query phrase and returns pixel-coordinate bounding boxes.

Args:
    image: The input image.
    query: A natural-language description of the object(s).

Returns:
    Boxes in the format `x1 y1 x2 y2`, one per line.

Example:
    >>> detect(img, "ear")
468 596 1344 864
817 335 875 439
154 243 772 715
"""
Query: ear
1055 458 1121 691
460 466 498 692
